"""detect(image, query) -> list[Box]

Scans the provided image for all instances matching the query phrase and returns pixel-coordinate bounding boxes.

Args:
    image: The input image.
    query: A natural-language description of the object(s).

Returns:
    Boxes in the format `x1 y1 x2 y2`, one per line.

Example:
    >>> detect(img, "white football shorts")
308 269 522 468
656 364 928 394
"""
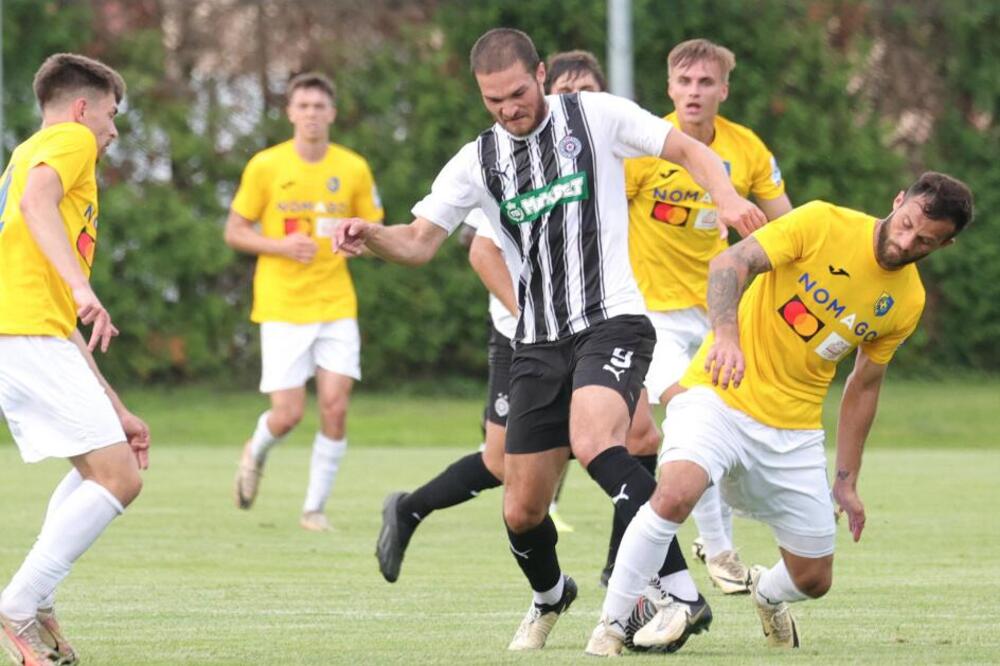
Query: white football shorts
259 319 361 393
659 386 836 558
644 307 710 403
0 336 126 463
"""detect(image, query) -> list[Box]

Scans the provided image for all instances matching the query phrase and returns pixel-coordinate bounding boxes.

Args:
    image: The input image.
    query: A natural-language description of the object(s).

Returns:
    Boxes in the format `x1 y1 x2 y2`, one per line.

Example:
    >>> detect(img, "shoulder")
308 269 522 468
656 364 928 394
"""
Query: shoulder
36 122 98 154
244 141 291 171
327 142 372 170
716 115 772 152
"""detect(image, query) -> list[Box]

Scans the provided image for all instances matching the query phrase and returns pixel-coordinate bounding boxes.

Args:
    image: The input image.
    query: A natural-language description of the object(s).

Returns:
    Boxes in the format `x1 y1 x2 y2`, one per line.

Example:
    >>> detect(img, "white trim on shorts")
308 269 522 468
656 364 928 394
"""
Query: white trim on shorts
0 336 125 463
644 307 710 403
259 319 361 393
659 386 836 558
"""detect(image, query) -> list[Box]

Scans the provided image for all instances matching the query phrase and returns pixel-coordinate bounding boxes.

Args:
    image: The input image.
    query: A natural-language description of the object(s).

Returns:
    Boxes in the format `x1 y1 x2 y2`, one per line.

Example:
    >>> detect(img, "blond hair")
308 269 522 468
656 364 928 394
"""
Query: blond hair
668 39 736 82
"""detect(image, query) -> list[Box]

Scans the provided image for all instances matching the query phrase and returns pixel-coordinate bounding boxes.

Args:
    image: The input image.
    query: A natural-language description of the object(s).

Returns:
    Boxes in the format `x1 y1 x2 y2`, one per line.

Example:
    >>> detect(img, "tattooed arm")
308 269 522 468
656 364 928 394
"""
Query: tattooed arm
703 236 773 389
833 350 889 542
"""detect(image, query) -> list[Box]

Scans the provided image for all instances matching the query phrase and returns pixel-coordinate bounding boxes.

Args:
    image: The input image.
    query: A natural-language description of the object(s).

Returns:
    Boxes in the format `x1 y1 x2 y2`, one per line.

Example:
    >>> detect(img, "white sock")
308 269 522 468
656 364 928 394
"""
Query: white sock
0 481 123 621
691 484 732 558
35 469 84 610
721 499 734 545
659 568 699 602
533 576 564 606
602 503 679 628
249 411 282 463
755 559 808 605
302 433 347 513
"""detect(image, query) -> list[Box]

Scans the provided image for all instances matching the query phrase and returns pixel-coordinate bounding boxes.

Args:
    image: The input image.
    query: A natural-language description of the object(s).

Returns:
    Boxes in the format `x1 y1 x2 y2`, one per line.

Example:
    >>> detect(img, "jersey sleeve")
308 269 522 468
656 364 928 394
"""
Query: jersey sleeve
747 133 785 201
583 92 671 160
751 200 830 269
28 124 97 195
231 153 268 221
351 158 384 223
411 142 484 235
467 208 502 249
861 296 925 364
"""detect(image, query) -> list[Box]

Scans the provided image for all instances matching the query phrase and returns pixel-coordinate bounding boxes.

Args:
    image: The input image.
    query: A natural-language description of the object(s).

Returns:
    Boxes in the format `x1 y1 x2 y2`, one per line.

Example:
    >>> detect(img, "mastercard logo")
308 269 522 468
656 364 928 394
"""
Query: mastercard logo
650 201 689 226
778 295 824 341
284 217 313 236
76 229 95 268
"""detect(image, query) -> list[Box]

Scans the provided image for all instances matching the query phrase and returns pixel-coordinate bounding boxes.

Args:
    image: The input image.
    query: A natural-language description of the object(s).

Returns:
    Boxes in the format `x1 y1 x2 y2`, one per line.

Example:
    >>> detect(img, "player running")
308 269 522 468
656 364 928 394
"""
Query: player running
611 38 793 593
226 73 383 531
0 53 149 666
591 173 973 653
335 28 765 653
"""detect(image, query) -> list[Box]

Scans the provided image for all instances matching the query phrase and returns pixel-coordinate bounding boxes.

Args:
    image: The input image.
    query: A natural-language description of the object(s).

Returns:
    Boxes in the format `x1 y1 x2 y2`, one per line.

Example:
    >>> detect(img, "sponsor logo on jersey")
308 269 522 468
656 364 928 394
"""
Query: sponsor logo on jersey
798 272 879 342
650 201 689 226
283 217 313 235
814 331 855 362
327 177 340 193
778 294 824 341
874 292 894 316
556 134 582 159
76 229 96 267
501 171 588 224
652 187 701 204
828 265 850 277
770 155 782 185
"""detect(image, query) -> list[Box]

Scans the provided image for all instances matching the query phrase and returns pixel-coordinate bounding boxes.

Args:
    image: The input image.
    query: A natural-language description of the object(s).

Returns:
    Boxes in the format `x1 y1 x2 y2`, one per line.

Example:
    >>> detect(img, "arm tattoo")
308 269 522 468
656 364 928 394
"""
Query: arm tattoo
837 469 851 481
707 238 773 330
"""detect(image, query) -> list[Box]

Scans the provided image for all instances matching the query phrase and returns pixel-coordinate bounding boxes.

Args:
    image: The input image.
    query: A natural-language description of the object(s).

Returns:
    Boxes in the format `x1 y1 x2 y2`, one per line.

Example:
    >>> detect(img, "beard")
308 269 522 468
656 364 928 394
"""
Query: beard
498 87 547 137
876 214 932 269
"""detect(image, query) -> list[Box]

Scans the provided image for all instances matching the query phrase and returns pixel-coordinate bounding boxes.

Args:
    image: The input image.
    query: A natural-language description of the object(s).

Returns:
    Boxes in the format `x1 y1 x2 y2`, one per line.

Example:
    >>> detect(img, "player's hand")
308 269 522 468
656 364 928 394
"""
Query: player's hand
715 196 767 239
280 233 317 263
119 410 151 470
73 284 118 353
704 336 745 390
833 480 865 542
333 217 375 257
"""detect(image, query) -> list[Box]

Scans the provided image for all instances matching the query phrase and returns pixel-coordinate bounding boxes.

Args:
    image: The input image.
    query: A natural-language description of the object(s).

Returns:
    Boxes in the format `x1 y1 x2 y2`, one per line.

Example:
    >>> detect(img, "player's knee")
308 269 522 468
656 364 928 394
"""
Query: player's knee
270 404 304 434
319 396 348 426
649 482 697 522
503 501 545 534
790 565 832 599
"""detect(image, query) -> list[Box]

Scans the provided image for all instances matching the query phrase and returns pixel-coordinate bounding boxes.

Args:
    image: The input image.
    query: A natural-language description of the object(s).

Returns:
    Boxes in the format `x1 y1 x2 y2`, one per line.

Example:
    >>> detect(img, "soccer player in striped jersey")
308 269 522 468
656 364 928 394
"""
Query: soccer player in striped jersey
335 28 765 654
620 39 794 594
0 54 148 666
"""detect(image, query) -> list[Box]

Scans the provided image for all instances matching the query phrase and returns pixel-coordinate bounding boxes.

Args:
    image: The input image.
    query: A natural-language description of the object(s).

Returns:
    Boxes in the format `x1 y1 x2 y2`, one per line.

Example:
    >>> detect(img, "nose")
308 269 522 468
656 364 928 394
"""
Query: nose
896 229 917 253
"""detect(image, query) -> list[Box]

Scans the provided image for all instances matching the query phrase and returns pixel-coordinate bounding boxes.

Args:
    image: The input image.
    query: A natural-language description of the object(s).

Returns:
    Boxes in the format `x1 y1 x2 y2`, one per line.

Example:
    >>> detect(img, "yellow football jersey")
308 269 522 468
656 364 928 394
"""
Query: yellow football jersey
231 141 383 324
626 112 785 312
682 201 925 429
0 123 99 338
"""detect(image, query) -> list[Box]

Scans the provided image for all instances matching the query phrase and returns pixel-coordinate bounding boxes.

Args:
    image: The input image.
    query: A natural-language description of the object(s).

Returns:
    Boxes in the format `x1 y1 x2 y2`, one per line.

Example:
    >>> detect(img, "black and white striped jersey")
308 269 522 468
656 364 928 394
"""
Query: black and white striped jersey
413 92 671 344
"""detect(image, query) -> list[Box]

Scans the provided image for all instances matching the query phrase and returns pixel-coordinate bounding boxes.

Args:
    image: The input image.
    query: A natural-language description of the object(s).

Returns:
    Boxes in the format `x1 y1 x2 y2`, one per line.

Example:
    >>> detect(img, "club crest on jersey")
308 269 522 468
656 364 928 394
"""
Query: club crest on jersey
494 392 509 418
778 295 824 341
874 292 894 317
327 177 340 193
557 134 582 159
501 171 589 224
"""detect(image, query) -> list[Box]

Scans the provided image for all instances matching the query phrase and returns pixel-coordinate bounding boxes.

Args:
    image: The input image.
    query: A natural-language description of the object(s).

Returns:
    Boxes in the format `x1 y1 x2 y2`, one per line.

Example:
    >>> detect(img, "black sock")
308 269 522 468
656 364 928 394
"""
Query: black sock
506 515 562 594
397 452 501 529
587 446 687 577
603 453 660 571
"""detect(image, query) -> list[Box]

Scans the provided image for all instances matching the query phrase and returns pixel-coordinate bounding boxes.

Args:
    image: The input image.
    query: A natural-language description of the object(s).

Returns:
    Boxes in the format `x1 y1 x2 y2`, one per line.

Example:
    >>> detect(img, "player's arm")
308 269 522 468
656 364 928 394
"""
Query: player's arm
469 234 518 317
19 164 116 352
833 350 888 543
757 193 793 221
660 130 766 237
68 329 150 469
703 236 773 389
223 209 317 264
334 217 448 266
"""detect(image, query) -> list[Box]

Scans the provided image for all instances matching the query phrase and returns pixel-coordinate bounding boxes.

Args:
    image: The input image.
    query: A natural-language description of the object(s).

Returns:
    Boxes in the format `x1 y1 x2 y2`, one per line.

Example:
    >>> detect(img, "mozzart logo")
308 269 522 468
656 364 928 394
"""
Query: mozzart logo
501 172 589 224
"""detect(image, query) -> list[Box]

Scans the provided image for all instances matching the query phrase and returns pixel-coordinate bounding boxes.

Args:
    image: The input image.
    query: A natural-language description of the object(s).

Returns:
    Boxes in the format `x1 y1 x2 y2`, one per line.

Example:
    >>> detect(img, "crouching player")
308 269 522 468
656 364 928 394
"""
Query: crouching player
588 173 973 653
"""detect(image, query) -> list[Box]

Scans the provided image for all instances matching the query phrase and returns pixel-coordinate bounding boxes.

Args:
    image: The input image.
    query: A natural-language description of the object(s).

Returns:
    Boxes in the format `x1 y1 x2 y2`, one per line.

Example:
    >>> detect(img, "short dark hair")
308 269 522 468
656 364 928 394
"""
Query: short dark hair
287 72 336 105
545 50 606 92
470 28 540 75
904 171 974 236
33 53 126 110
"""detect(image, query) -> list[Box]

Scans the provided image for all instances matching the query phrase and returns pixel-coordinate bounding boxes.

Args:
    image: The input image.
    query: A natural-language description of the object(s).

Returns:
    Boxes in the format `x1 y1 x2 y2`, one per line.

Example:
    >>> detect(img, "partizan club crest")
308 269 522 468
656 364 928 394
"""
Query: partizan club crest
557 134 582 159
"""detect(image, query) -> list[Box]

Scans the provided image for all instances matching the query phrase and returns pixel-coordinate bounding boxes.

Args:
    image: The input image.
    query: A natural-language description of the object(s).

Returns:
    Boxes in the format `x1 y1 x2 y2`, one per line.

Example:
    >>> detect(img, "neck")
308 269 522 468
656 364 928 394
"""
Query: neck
294 135 328 162
677 117 715 145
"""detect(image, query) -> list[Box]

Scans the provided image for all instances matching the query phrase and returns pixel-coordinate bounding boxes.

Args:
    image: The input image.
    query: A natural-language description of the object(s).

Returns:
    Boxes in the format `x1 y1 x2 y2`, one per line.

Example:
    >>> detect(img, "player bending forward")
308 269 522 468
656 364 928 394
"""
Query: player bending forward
590 172 973 654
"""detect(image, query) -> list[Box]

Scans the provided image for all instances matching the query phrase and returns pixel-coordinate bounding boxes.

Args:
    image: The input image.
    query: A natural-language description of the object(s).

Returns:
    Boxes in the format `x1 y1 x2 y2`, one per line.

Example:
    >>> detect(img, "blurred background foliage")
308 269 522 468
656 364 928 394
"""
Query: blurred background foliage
3 0 997 386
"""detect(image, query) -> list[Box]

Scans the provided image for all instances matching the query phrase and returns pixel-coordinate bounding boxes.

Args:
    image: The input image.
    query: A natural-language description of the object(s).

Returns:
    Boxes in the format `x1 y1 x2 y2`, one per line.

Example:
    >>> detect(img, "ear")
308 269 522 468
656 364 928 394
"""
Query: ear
891 190 906 211
329 105 337 125
70 97 88 123
940 237 956 248
535 61 547 87
719 81 730 103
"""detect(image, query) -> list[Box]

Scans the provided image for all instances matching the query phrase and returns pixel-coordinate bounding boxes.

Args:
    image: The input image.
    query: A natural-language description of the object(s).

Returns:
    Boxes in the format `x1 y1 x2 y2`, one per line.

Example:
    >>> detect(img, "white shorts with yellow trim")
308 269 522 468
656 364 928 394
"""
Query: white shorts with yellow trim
644 307 709 403
659 386 836 558
0 336 125 463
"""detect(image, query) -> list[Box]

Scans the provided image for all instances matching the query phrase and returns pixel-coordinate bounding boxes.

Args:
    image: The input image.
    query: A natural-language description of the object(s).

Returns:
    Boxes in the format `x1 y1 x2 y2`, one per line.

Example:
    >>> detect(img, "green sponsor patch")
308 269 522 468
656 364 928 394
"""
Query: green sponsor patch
501 172 589 224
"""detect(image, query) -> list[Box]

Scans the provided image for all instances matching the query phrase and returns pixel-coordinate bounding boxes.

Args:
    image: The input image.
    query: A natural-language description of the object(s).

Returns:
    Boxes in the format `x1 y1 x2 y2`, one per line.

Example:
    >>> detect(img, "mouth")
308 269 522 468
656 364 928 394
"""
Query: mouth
685 102 702 113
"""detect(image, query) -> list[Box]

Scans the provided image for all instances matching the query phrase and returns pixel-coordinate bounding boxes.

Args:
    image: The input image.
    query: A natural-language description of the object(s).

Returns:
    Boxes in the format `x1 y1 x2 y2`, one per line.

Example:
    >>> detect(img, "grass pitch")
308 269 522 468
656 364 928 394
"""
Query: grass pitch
0 382 998 664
